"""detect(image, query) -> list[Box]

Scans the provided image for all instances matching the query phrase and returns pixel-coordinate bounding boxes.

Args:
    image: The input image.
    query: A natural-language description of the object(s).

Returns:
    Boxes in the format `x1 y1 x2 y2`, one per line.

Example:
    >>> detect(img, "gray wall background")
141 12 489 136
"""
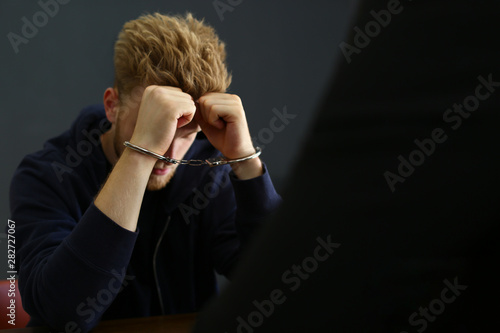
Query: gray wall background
0 0 355 279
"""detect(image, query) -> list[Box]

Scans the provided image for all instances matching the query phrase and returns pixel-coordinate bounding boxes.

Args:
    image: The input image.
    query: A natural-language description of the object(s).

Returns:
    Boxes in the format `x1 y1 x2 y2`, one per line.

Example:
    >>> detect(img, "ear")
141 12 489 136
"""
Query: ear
103 87 120 123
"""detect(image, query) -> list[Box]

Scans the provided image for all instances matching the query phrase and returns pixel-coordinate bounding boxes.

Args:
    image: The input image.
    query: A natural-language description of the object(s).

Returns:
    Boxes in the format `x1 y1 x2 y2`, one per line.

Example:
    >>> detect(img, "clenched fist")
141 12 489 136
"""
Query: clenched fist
195 93 255 159
130 86 197 155
195 92 263 179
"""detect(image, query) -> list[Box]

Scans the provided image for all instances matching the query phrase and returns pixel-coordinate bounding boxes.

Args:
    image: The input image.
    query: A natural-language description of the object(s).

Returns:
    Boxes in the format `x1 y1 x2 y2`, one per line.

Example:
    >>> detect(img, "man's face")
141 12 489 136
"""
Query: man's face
112 88 201 191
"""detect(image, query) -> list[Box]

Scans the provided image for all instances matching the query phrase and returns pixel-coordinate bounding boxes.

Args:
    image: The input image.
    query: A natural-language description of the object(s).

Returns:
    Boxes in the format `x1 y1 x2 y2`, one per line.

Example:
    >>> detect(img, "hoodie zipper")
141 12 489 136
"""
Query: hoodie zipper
153 215 171 315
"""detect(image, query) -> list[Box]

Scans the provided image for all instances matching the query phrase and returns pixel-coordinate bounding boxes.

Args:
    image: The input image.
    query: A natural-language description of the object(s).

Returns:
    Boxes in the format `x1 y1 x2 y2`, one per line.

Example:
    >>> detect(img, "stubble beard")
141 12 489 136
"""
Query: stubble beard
146 163 177 191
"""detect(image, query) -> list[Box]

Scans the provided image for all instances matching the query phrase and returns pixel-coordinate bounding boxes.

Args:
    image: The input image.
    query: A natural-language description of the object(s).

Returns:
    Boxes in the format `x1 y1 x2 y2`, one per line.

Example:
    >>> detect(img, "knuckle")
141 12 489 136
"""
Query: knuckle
229 94 241 103
144 85 163 99
145 85 159 93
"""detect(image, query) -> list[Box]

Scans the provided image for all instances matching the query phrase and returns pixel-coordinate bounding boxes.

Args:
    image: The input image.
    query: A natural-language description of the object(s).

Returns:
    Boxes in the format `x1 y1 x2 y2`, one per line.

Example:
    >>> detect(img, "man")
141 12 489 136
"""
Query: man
9 13 281 332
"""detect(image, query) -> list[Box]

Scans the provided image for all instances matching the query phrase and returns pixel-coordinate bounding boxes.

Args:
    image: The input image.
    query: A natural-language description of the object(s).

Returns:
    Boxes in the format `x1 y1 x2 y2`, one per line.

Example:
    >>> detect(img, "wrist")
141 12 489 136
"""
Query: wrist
121 145 158 170
230 157 263 180
129 130 175 157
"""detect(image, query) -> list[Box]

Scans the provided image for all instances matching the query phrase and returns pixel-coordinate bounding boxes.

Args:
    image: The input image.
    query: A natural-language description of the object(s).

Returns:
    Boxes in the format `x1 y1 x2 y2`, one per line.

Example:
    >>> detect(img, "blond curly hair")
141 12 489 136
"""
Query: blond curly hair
113 12 232 101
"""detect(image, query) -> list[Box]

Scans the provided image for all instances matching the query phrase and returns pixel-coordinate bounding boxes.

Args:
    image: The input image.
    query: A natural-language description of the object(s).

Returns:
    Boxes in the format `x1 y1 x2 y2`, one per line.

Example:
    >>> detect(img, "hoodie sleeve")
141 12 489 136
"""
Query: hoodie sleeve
9 152 138 333
230 164 282 237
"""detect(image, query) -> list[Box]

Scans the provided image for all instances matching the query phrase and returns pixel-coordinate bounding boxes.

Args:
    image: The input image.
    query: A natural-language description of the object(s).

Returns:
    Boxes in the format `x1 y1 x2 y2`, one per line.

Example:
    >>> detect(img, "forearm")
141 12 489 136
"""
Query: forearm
95 148 156 231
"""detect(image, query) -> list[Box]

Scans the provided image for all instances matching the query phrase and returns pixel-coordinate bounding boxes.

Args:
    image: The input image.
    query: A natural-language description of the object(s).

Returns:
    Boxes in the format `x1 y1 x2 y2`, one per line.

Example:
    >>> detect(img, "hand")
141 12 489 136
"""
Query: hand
196 92 263 179
130 86 196 155
195 93 255 159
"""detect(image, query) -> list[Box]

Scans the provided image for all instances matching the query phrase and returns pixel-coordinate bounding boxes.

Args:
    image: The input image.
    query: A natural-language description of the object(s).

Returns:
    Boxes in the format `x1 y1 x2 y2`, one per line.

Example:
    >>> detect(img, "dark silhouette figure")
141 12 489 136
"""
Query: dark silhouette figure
193 0 500 331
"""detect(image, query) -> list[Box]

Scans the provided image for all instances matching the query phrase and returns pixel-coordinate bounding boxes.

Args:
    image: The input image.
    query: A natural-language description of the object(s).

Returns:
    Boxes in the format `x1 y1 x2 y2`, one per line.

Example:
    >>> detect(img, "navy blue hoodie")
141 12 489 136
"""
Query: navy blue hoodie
9 105 281 332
